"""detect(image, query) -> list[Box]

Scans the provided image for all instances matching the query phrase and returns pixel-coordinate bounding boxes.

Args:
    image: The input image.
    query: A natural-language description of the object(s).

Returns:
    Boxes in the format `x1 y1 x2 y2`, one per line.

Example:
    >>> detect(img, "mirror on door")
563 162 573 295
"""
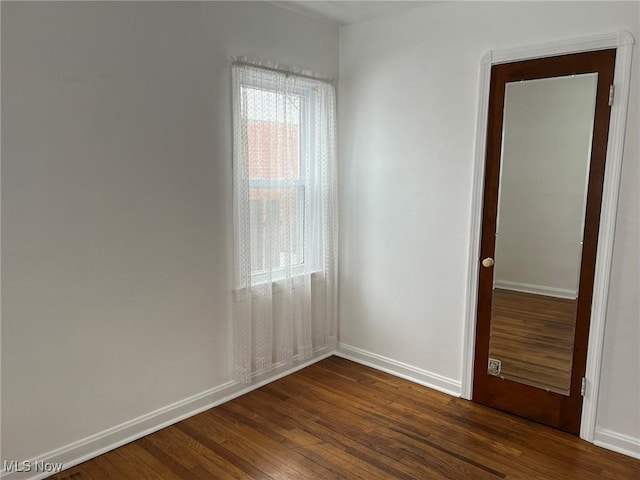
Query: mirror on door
487 73 599 396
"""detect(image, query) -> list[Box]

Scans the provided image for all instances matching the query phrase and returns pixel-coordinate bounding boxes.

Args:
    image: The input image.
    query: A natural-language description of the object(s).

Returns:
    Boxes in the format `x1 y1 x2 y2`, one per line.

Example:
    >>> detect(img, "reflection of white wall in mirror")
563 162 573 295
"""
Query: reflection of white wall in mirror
494 74 598 299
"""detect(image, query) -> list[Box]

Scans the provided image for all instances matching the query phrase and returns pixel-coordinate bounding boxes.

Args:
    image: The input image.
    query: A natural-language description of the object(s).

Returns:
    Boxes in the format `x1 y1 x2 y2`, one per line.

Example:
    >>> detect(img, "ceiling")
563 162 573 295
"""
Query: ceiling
270 1 435 26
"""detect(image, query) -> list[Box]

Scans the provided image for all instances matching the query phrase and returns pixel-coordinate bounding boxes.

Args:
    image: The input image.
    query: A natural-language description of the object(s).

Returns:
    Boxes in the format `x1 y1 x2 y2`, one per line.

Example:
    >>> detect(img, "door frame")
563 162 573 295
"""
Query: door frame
461 31 634 442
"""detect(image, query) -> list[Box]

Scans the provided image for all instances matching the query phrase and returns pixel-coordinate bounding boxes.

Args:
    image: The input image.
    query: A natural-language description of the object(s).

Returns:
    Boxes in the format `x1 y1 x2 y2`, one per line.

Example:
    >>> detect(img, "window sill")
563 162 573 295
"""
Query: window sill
236 270 325 295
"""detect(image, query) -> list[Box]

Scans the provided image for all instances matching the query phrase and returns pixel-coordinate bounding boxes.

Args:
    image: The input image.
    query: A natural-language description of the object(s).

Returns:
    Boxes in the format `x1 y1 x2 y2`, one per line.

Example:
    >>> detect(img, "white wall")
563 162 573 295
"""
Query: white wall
338 0 639 449
1 1 338 466
495 74 597 297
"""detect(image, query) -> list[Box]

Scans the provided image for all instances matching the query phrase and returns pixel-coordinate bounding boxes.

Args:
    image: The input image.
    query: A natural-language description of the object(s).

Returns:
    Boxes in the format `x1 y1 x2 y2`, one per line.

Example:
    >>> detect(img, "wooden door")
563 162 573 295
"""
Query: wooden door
473 50 616 435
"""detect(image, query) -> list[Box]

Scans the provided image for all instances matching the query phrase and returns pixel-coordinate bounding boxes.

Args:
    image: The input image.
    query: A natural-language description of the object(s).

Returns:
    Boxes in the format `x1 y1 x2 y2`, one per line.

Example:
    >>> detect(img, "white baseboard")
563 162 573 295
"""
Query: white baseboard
494 280 577 299
0 349 334 480
336 343 461 397
594 428 640 460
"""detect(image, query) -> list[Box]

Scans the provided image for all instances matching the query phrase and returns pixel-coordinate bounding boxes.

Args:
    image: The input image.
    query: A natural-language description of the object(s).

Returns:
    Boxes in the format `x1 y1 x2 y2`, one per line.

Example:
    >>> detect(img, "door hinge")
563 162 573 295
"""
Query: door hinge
580 377 586 397
608 85 615 106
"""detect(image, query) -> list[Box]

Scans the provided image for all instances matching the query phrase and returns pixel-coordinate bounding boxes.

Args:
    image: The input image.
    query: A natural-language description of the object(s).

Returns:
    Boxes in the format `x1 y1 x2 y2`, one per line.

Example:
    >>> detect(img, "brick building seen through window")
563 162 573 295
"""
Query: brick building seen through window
245 99 303 274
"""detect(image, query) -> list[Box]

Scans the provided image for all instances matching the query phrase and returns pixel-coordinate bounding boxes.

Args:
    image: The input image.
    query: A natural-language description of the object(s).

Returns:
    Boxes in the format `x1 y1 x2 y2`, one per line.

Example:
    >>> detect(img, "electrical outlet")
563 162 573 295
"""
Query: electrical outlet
488 357 501 376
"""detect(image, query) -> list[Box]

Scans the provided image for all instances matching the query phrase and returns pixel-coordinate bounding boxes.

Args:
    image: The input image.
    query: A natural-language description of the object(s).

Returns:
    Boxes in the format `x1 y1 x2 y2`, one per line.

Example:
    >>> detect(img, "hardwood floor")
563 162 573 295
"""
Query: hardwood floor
49 357 639 480
489 289 577 395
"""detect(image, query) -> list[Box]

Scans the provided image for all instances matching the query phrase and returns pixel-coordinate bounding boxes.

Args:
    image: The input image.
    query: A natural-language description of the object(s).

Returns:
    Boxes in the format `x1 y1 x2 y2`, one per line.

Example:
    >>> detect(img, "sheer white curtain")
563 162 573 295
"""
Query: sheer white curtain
231 59 338 383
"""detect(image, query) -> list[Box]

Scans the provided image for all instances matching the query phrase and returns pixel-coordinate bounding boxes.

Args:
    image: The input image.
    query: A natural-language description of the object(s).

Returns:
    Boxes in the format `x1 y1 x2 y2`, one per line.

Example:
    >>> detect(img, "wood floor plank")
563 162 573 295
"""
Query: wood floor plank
133 437 200 480
113 442 187 480
175 422 272 480
185 409 337 480
237 389 434 479
143 427 242 479
47 357 640 479
193 412 320 480
268 371 508 479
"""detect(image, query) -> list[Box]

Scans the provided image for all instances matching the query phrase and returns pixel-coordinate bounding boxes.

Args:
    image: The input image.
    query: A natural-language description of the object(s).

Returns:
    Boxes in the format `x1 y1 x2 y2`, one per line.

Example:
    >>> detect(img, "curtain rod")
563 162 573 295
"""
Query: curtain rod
232 61 334 85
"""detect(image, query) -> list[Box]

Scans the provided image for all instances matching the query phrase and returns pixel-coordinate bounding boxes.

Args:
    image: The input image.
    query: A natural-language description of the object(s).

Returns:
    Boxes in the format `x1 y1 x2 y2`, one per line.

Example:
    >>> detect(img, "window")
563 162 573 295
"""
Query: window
242 85 307 275
231 60 338 383
232 62 336 284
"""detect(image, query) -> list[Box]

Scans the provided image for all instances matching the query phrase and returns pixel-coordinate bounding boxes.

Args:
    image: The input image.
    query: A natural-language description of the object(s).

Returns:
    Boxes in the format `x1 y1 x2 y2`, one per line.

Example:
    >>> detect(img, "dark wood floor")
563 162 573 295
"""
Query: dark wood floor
49 357 639 479
489 289 577 395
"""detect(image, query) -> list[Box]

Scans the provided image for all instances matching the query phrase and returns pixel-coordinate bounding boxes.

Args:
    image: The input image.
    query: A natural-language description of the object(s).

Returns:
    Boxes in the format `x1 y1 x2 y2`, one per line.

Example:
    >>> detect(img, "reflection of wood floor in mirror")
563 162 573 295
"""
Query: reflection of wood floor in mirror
489 289 577 396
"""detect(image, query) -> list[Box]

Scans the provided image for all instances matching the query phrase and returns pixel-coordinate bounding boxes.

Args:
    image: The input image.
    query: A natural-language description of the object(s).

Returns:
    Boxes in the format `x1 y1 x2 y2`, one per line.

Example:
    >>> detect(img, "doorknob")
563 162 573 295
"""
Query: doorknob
482 257 495 268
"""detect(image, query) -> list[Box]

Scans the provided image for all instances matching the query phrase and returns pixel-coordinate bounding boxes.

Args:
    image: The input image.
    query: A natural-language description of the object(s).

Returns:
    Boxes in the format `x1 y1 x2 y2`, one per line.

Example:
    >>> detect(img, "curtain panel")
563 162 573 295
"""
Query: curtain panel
231 60 338 383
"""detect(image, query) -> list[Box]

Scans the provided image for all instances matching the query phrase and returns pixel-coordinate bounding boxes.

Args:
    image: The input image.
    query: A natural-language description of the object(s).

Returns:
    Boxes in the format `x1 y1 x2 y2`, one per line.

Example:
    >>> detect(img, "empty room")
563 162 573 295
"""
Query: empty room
2 1 639 479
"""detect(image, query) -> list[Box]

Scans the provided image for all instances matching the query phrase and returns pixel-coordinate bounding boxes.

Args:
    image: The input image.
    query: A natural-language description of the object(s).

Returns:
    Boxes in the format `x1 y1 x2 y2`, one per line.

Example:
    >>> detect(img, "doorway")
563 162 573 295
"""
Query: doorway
472 50 616 435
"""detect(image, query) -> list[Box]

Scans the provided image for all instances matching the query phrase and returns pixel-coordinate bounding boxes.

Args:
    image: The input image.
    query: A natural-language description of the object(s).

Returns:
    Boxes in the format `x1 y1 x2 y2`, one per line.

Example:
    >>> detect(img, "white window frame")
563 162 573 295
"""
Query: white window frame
238 78 315 284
